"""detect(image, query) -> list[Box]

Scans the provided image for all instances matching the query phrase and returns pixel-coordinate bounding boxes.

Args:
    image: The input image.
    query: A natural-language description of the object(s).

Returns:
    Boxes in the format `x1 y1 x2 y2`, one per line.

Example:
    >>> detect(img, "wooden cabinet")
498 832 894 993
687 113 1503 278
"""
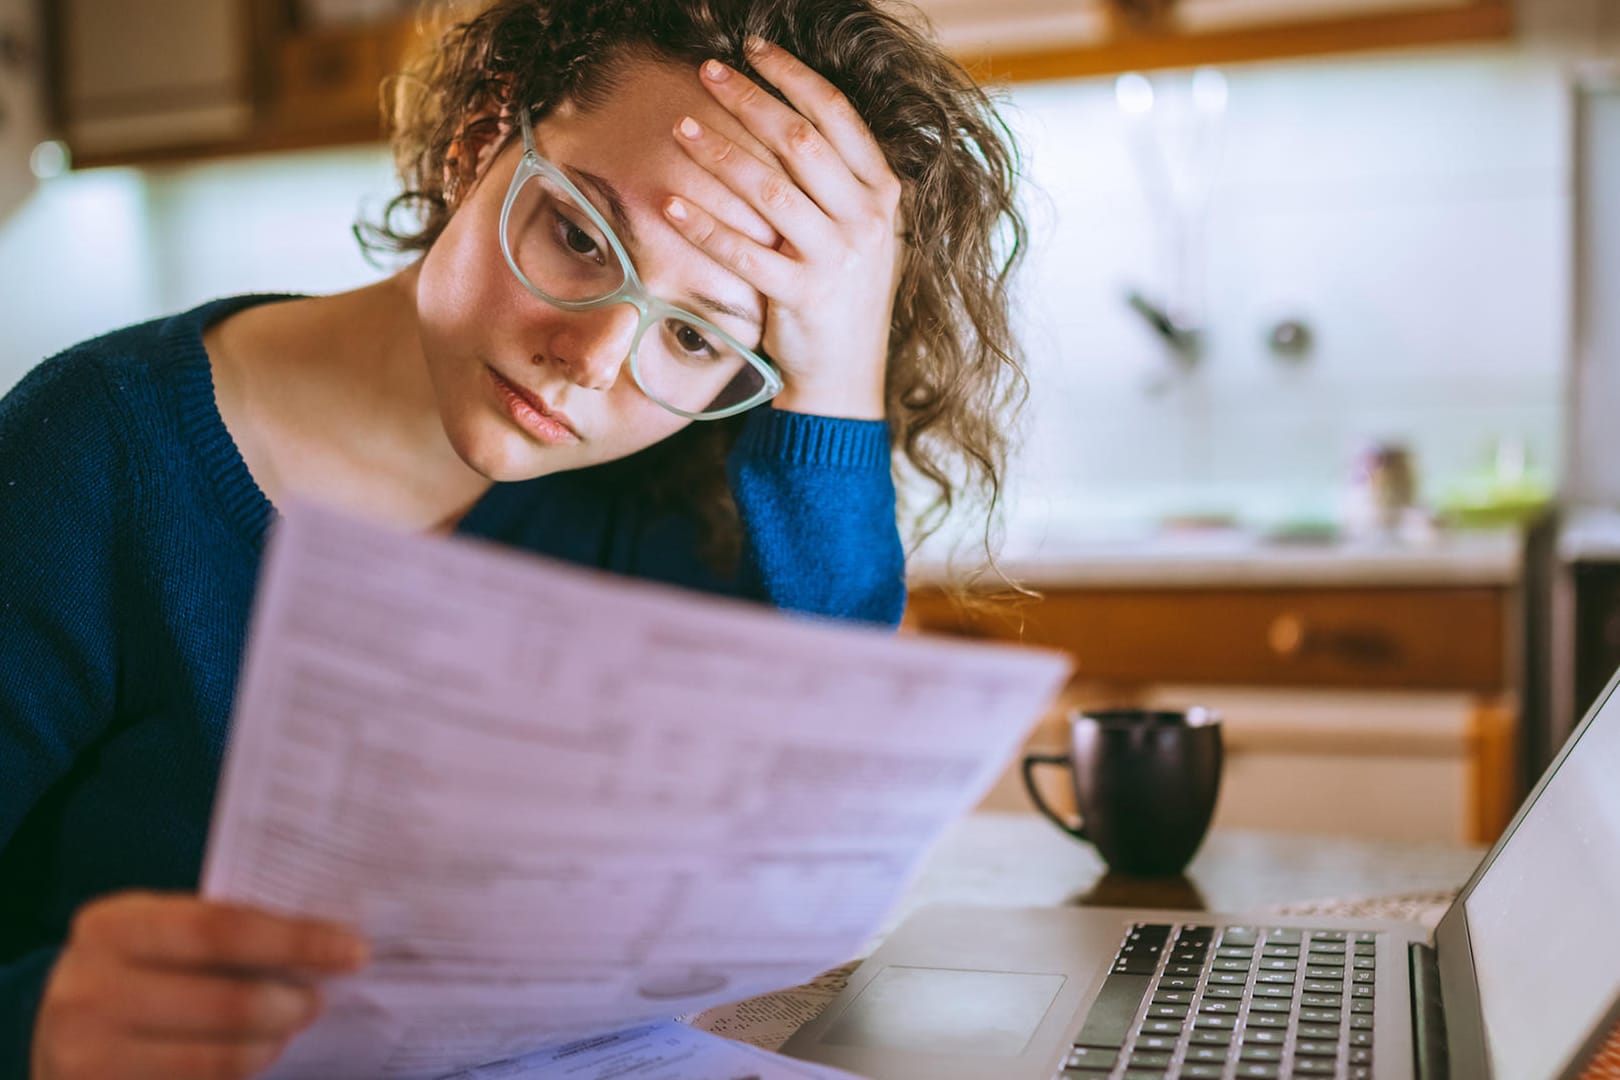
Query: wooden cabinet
47 0 437 167
917 0 1514 82
50 0 255 160
910 580 1520 844
50 0 1516 167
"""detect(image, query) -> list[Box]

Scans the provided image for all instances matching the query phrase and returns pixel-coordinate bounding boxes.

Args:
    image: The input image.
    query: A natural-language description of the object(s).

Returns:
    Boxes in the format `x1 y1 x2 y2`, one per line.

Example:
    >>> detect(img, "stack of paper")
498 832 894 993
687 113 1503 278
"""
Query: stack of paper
201 503 1070 1079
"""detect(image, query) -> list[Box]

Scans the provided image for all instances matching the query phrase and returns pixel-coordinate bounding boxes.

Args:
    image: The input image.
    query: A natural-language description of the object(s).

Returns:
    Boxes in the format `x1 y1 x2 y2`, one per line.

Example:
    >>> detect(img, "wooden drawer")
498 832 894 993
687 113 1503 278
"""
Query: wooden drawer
270 24 394 132
908 585 1508 691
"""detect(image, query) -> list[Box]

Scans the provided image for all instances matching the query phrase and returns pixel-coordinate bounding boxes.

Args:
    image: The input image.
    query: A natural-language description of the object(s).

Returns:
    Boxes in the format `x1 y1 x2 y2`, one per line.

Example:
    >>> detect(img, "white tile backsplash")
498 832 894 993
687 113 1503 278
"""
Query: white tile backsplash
995 44 1574 536
0 42 1578 544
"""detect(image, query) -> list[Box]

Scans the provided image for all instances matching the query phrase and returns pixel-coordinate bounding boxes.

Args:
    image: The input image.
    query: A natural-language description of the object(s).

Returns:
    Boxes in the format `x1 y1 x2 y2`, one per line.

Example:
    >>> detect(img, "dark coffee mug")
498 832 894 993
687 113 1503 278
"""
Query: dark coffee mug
1021 708 1223 876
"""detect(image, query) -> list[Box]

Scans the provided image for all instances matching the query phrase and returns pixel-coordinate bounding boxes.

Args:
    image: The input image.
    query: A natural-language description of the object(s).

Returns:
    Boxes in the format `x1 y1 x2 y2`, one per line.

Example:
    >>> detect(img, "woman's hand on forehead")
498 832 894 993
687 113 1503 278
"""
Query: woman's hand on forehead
662 36 901 421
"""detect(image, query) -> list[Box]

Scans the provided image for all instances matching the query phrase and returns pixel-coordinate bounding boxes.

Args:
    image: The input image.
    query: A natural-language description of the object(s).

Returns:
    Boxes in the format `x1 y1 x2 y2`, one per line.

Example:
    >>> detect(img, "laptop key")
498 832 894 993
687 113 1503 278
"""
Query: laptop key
1066 1047 1118 1069
1246 1013 1289 1029
1351 1048 1373 1065
1162 976 1199 990
1350 1030 1373 1046
1302 993 1342 1007
1305 980 1343 993
1260 959 1298 971
1351 999 1375 1014
1143 1020 1183 1035
1130 1051 1173 1068
1240 1028 1285 1045
1351 1014 1374 1030
1211 971 1247 985
1300 1008 1342 1023
1265 929 1303 945
1256 971 1296 984
1306 966 1344 980
1298 1023 1339 1039
1233 1065 1280 1079
1219 927 1259 946
1148 1005 1188 1019
1252 984 1293 998
1195 1015 1236 1030
1248 998 1292 1013
1294 1059 1337 1076
1239 1046 1283 1062
1187 1029 1232 1046
1136 1035 1178 1052
1185 1046 1227 1063
1295 1040 1339 1057
1203 985 1244 1000
1153 991 1193 1005
1179 1065 1225 1079
1072 973 1152 1049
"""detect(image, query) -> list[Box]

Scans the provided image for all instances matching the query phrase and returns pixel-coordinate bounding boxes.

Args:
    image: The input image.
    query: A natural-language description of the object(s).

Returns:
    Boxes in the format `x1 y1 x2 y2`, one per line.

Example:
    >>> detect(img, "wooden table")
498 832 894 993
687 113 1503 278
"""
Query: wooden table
689 812 1490 1049
884 811 1488 934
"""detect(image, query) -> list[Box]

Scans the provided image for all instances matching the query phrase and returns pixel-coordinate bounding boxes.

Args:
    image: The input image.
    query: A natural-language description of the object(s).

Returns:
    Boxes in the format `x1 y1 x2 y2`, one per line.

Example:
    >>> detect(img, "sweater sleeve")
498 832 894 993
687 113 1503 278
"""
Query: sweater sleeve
0 354 126 1076
726 407 905 627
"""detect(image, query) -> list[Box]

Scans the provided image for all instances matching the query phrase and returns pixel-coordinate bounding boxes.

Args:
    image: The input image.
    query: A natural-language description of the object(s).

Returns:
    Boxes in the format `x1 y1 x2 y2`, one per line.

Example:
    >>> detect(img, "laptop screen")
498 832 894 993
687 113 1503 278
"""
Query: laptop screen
1462 684 1620 1080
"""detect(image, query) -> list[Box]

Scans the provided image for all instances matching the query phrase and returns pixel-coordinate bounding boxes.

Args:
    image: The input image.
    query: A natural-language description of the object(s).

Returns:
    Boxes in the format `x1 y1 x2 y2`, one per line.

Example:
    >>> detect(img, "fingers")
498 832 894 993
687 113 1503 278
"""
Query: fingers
697 57 867 222
735 37 897 196
71 892 368 975
62 1035 288 1080
663 194 797 300
673 113 834 258
119 970 319 1039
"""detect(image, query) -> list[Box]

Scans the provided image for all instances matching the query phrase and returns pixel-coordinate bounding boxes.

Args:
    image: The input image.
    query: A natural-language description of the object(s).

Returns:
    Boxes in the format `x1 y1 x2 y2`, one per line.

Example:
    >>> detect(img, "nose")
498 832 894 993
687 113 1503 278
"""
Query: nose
546 302 640 391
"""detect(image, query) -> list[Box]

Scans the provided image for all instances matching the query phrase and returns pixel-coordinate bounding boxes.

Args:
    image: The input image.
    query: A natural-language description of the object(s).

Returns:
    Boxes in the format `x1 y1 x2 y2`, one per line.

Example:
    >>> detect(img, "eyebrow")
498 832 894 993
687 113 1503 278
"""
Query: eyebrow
562 165 760 329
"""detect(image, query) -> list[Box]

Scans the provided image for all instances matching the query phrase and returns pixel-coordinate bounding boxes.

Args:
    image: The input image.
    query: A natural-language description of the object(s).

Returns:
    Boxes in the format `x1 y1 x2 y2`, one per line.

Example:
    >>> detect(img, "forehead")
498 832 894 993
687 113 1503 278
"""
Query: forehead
537 56 777 200
532 56 780 238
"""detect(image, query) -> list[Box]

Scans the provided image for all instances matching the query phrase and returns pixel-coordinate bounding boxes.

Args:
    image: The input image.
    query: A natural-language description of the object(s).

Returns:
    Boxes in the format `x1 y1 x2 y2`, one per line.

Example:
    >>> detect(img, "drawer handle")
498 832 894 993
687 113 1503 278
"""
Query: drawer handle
1268 613 1308 658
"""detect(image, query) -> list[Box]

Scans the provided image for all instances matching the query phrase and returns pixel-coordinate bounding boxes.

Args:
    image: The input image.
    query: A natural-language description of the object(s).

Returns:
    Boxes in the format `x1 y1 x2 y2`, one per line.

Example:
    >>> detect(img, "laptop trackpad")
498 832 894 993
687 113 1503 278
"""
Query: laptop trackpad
821 966 1067 1057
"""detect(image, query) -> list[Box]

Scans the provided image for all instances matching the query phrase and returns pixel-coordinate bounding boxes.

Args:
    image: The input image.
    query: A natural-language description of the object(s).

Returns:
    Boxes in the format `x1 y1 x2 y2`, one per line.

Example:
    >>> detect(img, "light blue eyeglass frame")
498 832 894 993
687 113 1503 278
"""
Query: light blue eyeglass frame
498 107 783 421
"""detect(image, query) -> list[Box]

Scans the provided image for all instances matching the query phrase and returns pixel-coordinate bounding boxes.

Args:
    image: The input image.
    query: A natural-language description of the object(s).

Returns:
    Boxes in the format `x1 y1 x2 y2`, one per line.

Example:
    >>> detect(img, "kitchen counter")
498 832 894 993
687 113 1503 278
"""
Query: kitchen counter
1559 507 1620 562
909 528 1523 589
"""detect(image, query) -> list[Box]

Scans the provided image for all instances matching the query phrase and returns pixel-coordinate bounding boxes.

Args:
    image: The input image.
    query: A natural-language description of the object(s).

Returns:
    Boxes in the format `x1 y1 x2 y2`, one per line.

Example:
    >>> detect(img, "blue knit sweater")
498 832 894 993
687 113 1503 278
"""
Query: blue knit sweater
0 295 905 1074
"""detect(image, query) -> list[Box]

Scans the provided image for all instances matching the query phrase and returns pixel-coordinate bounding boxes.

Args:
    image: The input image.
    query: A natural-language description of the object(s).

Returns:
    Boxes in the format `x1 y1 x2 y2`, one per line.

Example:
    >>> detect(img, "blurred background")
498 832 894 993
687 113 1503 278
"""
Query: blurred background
3 0 1618 848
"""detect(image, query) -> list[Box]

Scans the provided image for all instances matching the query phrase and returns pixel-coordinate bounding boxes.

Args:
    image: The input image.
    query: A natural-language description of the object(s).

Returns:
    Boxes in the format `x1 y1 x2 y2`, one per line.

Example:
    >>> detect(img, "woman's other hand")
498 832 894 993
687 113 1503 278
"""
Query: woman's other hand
667 37 903 421
31 891 368 1080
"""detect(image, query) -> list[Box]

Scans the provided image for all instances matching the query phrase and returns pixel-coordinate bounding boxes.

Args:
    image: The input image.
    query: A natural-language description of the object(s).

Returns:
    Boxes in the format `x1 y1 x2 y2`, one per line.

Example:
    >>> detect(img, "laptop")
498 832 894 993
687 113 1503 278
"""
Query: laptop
782 667 1620 1080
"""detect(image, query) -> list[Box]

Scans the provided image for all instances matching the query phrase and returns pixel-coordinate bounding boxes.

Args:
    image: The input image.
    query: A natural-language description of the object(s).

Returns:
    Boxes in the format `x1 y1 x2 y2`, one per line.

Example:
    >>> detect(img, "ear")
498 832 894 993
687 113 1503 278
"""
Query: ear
443 110 512 206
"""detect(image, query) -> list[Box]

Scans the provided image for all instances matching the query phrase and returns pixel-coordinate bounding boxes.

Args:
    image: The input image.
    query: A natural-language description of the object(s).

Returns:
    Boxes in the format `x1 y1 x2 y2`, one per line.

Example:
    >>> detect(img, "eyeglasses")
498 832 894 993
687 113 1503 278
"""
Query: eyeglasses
498 108 783 421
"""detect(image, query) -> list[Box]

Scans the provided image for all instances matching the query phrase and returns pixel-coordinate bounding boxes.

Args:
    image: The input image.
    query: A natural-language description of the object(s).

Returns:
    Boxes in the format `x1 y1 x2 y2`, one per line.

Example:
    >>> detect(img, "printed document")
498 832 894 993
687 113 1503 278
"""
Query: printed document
439 1021 862 1079
201 503 1069 1079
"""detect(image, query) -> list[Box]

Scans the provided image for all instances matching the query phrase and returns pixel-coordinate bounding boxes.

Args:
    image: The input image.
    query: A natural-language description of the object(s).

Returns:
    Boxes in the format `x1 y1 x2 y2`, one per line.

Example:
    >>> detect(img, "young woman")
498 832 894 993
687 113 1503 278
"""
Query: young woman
0 1 1027 1076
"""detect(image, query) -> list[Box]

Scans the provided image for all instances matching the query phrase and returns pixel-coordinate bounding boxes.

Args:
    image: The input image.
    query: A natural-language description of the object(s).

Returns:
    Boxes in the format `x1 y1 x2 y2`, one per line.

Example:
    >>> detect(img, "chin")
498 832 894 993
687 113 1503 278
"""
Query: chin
445 413 551 483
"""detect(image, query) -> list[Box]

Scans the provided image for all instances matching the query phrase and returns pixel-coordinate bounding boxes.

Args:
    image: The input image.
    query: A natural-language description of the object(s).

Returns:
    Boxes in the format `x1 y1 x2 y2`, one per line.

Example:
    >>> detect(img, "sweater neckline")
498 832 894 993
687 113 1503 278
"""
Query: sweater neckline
160 294 524 550
164 295 294 550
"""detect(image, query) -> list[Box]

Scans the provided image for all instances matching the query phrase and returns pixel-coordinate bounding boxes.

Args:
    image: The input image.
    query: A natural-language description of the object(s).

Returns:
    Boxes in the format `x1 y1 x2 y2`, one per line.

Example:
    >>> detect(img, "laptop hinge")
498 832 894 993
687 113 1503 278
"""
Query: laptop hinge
1410 942 1450 1080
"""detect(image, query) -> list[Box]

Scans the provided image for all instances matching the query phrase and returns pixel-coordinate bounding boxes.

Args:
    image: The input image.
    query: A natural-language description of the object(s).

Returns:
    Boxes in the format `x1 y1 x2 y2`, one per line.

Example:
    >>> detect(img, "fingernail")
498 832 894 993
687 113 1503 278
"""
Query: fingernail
703 59 729 82
745 35 769 57
665 198 688 222
677 116 702 140
328 934 368 968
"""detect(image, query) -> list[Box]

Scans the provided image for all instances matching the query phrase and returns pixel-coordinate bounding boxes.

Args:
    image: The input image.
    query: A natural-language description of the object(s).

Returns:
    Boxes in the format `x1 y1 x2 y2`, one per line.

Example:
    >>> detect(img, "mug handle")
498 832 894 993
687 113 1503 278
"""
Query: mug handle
1021 752 1088 842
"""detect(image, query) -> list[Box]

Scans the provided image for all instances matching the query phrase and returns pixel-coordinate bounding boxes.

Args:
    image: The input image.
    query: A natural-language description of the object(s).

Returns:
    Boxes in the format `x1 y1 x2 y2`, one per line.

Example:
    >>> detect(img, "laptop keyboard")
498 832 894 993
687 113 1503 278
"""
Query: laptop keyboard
1059 923 1378 1080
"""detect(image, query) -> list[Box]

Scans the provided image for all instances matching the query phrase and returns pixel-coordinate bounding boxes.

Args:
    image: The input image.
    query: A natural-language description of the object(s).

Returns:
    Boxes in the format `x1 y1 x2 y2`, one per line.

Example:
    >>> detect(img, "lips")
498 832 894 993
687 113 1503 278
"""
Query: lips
489 367 581 444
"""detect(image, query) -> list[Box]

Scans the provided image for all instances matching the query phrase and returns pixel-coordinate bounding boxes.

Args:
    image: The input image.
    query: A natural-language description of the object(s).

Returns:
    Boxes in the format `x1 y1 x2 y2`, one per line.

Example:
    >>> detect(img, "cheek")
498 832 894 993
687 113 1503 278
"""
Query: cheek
606 392 692 455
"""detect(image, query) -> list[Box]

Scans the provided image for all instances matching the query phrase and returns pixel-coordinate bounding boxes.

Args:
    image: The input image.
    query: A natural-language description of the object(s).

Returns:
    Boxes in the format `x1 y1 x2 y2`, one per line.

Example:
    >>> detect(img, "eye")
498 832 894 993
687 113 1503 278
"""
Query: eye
551 209 603 262
670 321 718 359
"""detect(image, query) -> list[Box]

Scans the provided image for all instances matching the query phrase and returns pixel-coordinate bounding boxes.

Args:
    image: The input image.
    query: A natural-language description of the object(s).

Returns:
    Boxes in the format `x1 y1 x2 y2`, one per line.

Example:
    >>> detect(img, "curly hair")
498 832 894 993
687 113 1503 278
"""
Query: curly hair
359 0 1028 576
